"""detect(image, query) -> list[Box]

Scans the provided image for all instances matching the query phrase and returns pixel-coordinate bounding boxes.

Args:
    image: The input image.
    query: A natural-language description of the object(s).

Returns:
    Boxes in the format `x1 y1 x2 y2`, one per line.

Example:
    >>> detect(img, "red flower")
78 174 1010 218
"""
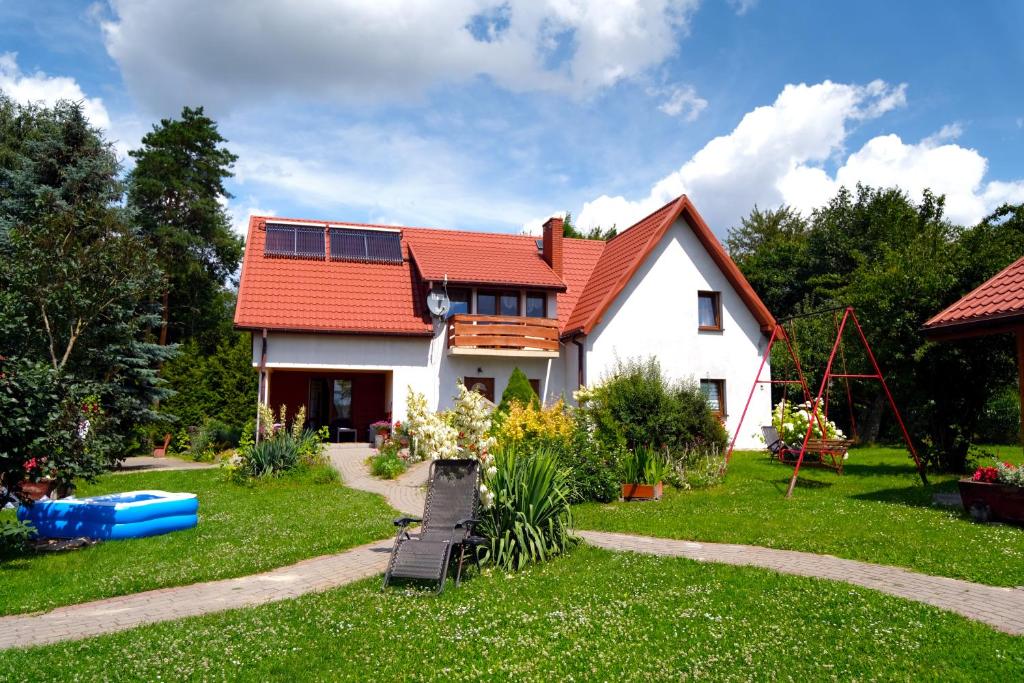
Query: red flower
972 466 999 483
23 458 37 471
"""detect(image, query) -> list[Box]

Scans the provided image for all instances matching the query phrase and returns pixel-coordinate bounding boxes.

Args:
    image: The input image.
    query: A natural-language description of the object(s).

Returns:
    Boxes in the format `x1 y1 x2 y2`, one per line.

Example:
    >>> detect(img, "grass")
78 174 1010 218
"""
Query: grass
575 447 1024 587
0 465 395 616
1 546 1021 681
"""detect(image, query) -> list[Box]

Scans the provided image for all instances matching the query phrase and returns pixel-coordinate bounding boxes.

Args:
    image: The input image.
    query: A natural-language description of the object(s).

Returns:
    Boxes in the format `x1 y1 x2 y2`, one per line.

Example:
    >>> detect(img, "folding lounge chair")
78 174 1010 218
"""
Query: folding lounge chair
383 458 481 594
762 425 825 467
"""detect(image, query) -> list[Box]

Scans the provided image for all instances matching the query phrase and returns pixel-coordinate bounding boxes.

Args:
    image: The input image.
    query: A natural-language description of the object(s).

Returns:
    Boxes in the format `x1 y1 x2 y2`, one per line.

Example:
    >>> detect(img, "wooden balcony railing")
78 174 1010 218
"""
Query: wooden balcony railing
447 314 560 357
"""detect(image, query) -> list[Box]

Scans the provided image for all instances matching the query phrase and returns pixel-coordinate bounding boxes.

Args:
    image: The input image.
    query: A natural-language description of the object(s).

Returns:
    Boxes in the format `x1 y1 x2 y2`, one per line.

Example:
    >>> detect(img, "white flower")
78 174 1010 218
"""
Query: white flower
486 466 497 479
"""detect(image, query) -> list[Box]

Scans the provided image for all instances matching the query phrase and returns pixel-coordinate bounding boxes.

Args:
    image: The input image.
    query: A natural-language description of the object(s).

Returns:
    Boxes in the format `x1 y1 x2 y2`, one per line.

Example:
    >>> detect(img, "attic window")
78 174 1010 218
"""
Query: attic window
535 239 543 252
329 227 403 264
264 223 325 259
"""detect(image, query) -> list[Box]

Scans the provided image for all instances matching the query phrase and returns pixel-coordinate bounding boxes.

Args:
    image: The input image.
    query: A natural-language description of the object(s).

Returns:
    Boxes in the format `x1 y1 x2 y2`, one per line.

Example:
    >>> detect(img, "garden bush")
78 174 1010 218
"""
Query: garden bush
478 446 575 571
229 405 327 479
579 357 727 456
974 385 1020 445
0 519 34 555
496 367 539 413
369 440 407 479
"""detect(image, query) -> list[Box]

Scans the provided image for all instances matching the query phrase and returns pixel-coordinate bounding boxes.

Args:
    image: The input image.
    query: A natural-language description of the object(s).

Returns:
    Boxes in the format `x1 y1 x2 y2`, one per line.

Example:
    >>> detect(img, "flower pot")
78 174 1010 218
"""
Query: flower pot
374 434 385 448
958 479 1024 525
19 479 56 502
621 481 663 501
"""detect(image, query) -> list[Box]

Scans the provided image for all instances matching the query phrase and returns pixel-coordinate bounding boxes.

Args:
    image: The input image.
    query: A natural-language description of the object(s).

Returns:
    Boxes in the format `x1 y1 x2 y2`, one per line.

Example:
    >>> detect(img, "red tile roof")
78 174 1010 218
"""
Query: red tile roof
234 217 433 335
562 195 775 336
234 196 775 339
924 255 1024 334
404 227 566 289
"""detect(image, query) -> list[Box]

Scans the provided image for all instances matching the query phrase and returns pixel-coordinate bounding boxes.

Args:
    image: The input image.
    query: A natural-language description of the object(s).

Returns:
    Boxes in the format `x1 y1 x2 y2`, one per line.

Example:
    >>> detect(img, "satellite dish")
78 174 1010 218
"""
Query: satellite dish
426 289 451 318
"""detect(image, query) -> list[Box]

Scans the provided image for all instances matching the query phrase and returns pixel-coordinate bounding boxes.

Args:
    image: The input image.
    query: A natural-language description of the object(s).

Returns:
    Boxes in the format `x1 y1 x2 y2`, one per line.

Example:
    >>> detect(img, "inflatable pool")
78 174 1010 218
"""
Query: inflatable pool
18 491 198 541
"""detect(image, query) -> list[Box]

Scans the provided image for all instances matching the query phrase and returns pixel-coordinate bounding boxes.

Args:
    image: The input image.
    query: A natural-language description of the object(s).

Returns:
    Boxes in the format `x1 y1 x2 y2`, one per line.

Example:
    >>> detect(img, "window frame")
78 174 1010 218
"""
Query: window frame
700 379 726 420
697 291 723 332
524 291 547 318
478 289 520 317
446 288 472 318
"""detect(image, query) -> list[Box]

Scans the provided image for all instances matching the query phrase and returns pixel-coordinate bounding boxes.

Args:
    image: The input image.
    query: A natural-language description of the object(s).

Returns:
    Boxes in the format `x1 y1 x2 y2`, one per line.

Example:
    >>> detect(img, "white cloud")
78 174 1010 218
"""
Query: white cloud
520 211 567 236
0 52 111 131
221 195 275 237
101 0 699 112
574 79 1024 234
652 84 708 120
727 0 759 16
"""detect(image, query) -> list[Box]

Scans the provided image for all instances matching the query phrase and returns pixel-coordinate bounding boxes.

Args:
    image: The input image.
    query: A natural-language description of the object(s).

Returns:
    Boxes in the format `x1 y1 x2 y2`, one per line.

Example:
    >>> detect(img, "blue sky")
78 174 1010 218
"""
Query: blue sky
1 0 1022 237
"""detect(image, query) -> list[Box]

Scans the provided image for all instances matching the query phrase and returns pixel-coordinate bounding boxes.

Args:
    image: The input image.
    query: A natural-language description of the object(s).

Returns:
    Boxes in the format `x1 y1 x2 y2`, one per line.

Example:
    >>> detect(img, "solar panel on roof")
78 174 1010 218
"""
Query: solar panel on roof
329 228 403 264
264 224 325 259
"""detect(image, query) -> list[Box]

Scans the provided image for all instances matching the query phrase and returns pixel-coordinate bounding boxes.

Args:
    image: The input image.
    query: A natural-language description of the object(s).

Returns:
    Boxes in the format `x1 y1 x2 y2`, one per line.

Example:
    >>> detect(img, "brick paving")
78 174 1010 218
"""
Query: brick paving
579 530 1024 636
3 447 1021 651
0 538 393 650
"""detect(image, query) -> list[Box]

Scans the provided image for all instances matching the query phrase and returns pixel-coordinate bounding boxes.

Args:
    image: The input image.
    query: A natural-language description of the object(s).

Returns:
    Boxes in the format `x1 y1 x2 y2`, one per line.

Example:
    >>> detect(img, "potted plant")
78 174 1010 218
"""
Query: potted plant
370 420 392 448
959 462 1024 524
621 446 670 501
19 457 58 501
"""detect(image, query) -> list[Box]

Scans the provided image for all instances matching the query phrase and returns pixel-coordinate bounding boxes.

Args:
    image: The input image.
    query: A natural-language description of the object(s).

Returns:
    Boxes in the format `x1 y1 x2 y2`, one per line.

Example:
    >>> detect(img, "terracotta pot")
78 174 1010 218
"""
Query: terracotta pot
374 434 385 448
19 479 57 502
621 481 663 501
959 479 1024 525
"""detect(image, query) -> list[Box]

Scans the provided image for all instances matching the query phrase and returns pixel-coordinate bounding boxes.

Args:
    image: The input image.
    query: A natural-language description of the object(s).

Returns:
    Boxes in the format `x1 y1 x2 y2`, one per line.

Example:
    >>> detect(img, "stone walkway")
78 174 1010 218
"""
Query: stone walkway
114 455 217 474
580 531 1024 636
3 446 1022 651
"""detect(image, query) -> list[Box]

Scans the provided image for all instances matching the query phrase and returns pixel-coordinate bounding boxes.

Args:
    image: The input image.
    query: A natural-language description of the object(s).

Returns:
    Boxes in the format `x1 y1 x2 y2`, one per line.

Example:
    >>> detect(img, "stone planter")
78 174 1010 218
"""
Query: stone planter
621 481 663 501
19 479 57 502
958 479 1024 525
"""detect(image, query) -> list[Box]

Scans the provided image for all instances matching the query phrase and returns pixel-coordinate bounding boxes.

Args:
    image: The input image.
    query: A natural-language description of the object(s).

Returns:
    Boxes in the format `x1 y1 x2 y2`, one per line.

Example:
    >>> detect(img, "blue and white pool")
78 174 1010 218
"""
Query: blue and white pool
18 491 198 540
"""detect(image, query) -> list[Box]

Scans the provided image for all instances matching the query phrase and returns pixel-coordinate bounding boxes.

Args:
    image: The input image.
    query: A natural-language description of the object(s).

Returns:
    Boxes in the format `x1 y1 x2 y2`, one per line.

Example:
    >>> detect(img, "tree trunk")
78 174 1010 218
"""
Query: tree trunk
861 391 886 444
159 290 170 346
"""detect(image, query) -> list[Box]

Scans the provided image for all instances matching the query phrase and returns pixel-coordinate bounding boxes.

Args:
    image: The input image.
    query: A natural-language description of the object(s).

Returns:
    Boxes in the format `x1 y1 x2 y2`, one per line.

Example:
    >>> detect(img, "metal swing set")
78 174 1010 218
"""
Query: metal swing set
725 306 929 498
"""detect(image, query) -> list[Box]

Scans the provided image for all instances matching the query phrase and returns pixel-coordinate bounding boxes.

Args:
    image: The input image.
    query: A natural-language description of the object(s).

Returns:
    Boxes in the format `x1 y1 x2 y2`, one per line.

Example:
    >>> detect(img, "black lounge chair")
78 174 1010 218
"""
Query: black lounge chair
762 425 823 465
383 458 481 594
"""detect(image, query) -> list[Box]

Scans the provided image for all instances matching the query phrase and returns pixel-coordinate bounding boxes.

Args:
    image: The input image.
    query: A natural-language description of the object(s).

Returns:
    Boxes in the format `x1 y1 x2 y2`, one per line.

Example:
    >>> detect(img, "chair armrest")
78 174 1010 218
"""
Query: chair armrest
393 517 422 527
455 518 480 529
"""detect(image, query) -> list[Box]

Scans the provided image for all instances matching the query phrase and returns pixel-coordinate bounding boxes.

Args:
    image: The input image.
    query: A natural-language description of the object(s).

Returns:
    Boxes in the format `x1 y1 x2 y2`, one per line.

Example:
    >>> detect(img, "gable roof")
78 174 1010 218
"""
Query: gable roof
234 217 433 336
923 254 1024 337
562 195 776 336
404 227 566 290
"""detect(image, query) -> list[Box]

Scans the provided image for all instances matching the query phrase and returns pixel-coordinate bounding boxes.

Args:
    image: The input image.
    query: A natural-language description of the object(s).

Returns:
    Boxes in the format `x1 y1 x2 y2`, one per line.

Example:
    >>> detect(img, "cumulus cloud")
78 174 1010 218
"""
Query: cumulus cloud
652 84 708 120
574 79 1024 234
727 0 759 16
0 52 111 130
102 0 699 113
221 195 276 237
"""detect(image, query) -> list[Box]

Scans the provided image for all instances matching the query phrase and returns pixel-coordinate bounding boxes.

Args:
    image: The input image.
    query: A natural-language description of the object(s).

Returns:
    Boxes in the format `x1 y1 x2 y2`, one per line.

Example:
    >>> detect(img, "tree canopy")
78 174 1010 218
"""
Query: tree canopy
128 106 242 349
727 184 1024 471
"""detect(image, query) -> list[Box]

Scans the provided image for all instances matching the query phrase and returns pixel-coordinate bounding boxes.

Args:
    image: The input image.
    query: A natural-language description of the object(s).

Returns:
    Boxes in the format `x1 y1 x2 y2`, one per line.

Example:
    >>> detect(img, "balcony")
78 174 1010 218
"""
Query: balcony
447 314 560 358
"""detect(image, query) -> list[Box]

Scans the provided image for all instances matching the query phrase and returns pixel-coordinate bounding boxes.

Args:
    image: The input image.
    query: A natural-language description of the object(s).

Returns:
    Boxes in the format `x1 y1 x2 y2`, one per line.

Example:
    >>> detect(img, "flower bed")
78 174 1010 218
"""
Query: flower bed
961 462 1024 525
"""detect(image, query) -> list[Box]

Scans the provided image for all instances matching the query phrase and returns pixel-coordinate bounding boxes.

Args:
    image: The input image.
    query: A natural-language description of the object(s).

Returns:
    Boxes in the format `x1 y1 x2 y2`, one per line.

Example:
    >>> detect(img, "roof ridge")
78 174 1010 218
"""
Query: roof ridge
923 254 1024 328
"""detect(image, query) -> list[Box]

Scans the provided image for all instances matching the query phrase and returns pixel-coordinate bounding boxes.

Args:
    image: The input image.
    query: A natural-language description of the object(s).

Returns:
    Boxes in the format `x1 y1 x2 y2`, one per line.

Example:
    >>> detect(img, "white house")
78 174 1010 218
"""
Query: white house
234 195 774 447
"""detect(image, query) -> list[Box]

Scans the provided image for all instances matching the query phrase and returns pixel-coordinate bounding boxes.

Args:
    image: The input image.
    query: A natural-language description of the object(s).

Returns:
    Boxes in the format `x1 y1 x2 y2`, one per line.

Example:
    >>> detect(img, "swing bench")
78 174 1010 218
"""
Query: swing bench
761 426 852 474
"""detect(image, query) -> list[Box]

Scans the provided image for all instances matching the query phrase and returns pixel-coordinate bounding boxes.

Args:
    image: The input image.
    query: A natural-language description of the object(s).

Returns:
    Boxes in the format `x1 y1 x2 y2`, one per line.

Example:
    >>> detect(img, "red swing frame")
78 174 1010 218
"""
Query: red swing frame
725 306 929 498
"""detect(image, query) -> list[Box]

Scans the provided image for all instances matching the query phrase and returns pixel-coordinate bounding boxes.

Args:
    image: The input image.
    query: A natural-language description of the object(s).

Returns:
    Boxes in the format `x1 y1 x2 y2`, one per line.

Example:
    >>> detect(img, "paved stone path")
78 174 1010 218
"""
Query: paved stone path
3 445 1021 651
580 530 1024 635
114 455 217 474
326 443 429 516
0 539 393 650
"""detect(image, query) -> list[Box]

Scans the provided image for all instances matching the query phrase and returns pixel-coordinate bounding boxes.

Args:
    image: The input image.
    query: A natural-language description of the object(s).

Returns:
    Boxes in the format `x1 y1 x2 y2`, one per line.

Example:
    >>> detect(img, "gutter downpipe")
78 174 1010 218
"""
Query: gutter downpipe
255 329 268 444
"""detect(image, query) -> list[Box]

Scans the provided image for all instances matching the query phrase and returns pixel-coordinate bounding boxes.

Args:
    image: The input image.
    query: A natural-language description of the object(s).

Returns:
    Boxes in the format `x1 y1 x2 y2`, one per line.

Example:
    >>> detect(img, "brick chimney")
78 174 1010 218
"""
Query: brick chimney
542 216 564 276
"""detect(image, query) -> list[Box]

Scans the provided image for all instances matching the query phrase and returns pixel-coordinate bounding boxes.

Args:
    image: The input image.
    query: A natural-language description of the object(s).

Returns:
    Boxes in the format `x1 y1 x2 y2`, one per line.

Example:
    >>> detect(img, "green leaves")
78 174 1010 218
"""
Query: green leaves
478 446 576 571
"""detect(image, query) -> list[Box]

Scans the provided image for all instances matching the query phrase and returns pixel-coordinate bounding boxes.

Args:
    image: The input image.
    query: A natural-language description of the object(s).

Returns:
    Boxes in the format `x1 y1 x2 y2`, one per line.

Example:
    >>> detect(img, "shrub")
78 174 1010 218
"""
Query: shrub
243 434 300 478
188 418 240 462
975 386 1020 445
495 399 574 452
558 422 622 503
478 446 575 571
621 445 671 485
771 399 842 444
671 441 727 490
0 519 34 555
369 439 407 479
497 367 539 413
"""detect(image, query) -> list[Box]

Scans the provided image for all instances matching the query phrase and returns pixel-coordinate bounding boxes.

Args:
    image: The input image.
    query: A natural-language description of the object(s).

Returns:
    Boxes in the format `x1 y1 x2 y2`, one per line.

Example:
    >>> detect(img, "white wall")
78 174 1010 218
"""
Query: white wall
583 217 772 448
253 326 569 421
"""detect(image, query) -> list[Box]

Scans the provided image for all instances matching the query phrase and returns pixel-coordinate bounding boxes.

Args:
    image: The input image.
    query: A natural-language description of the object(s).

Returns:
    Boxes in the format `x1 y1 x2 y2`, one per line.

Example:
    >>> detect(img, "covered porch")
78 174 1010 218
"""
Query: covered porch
261 369 392 443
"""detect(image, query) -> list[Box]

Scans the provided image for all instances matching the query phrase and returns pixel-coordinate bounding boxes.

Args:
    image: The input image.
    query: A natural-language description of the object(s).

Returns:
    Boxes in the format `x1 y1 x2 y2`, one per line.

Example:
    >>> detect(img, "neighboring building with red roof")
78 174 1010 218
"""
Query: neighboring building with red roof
235 195 774 446
924 254 1024 439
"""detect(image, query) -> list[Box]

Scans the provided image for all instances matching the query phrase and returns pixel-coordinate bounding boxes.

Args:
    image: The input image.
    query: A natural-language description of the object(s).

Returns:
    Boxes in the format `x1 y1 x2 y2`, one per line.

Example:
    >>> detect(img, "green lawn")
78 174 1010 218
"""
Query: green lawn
575 447 1024 587
1 546 1020 681
0 466 395 616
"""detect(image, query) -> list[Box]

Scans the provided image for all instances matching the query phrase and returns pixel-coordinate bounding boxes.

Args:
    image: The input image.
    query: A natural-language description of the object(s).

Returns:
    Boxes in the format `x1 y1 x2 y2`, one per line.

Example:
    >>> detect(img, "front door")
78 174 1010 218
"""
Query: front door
465 376 495 403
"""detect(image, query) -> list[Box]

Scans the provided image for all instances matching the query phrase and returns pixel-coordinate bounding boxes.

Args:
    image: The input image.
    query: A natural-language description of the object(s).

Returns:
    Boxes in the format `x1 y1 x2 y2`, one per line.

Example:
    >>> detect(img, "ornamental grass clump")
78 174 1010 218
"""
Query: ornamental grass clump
478 446 575 571
621 445 671 485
